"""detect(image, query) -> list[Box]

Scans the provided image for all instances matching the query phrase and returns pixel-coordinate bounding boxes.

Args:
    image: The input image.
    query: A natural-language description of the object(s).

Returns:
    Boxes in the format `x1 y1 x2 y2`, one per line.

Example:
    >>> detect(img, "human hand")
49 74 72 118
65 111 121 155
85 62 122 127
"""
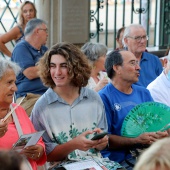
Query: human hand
73 130 96 151
95 78 108 91
21 144 44 160
92 128 108 151
0 120 8 138
136 132 156 145
137 131 168 145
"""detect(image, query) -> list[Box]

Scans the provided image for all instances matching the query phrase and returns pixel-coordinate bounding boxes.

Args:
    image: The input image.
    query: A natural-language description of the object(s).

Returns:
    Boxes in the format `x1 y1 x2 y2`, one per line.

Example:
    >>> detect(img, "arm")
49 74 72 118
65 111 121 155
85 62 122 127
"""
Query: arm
94 78 108 92
23 65 39 80
12 44 40 80
0 26 21 57
109 131 169 150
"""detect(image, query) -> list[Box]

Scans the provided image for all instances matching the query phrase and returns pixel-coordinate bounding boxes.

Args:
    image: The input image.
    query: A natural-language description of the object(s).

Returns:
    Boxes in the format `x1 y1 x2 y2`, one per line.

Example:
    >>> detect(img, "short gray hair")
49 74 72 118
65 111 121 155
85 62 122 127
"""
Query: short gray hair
24 18 47 36
0 58 21 80
81 42 107 65
105 50 124 79
122 24 145 47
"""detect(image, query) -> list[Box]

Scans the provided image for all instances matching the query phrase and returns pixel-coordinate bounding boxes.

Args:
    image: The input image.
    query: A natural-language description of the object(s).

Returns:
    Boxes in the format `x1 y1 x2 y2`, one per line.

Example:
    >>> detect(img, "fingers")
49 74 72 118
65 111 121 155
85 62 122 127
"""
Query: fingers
22 145 43 160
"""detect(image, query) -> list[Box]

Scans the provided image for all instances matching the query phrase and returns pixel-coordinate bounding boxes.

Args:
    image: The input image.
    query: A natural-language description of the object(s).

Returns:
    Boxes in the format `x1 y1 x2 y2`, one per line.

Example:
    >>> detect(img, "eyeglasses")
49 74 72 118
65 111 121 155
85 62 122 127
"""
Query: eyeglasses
38 28 48 33
128 60 140 67
127 35 148 42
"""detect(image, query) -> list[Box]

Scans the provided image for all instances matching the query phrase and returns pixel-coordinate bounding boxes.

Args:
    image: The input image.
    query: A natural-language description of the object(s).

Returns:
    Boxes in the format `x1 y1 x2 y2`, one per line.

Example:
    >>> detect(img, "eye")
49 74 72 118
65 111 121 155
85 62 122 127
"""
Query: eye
61 64 67 68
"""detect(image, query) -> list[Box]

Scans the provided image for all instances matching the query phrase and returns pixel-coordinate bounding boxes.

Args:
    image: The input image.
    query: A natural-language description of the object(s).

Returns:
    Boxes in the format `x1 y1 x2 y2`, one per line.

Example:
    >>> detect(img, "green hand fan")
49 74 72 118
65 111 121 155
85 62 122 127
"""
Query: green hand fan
121 102 170 138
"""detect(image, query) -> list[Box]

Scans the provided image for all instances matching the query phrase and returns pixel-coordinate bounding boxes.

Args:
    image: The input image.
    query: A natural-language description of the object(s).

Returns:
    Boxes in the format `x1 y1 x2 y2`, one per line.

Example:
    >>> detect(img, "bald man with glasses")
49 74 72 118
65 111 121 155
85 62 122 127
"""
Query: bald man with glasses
123 24 162 87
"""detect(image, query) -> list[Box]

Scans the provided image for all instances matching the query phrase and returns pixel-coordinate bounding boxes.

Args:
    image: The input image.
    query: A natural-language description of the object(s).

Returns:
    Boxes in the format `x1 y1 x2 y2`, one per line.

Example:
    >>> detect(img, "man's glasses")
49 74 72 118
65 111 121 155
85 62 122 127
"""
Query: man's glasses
38 28 48 33
128 60 140 67
127 35 148 42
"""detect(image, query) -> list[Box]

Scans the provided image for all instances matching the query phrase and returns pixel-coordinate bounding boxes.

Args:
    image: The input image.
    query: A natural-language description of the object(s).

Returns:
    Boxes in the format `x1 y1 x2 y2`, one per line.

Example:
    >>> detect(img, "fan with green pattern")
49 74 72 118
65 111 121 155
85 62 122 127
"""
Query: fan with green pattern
121 102 170 138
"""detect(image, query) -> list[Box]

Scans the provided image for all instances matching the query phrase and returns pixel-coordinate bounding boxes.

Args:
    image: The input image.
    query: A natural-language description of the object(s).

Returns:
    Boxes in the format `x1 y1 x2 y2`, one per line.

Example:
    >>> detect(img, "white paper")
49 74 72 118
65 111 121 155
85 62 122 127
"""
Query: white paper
12 130 45 152
63 159 104 170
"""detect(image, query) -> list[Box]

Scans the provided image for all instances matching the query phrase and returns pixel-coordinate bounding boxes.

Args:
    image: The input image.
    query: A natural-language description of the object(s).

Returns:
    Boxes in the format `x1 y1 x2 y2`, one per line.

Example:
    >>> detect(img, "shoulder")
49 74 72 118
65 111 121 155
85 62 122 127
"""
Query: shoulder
132 84 151 94
82 87 104 104
0 26 21 42
143 52 160 61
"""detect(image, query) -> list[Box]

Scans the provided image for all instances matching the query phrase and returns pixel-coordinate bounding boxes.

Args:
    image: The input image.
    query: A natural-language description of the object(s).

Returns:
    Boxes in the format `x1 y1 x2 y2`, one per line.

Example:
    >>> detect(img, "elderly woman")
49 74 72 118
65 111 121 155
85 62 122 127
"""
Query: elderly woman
0 58 46 170
81 42 109 92
0 1 37 57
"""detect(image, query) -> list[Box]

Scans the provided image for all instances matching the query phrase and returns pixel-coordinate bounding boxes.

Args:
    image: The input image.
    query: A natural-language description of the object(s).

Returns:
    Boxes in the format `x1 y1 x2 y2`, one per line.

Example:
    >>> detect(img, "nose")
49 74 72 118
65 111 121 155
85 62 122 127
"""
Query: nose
55 66 62 75
11 83 17 92
135 63 140 70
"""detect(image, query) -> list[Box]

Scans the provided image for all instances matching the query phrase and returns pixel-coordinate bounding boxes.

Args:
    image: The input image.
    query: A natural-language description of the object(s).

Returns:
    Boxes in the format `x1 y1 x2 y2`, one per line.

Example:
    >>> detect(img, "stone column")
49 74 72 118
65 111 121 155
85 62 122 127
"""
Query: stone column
35 0 90 48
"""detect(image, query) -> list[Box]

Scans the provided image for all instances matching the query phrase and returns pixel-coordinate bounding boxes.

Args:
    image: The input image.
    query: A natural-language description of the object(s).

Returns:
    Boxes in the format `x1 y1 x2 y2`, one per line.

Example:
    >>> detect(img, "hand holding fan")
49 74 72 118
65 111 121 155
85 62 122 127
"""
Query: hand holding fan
121 102 170 138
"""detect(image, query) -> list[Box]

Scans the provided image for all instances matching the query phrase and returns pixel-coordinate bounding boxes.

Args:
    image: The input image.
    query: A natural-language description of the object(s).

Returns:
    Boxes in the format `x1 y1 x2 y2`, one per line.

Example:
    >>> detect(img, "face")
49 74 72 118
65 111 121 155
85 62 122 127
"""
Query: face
37 24 48 45
117 30 124 49
50 54 71 87
118 51 140 83
94 55 106 72
0 69 17 107
22 3 35 23
125 27 147 54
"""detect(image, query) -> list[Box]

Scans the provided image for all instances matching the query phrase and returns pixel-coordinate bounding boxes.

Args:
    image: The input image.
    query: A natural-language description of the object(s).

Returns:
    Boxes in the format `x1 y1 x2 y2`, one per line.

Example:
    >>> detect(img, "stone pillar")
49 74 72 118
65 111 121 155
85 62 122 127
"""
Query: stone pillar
35 0 90 48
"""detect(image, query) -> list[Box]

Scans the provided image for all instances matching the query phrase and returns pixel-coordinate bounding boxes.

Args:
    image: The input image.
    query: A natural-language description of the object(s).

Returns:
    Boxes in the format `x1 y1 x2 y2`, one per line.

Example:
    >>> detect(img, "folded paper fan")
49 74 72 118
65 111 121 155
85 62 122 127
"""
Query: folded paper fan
121 102 170 138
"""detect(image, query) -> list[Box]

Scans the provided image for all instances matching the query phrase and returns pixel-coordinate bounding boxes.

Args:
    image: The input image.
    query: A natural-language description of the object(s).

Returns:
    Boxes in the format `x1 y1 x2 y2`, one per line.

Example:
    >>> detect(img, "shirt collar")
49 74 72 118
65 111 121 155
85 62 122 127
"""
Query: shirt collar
46 87 89 104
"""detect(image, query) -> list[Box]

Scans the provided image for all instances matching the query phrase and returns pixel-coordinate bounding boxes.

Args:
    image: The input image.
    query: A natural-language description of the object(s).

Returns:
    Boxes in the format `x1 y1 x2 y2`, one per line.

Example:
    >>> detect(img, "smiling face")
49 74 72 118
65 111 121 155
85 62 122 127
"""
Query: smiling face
50 54 71 88
0 69 17 107
22 3 35 23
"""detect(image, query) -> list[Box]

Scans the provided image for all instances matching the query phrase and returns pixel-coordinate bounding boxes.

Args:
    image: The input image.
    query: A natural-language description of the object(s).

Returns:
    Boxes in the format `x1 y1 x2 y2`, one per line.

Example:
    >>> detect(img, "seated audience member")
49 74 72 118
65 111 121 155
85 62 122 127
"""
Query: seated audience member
81 42 109 92
0 150 29 170
11 18 48 116
134 137 170 170
98 50 168 170
123 24 162 87
147 50 170 106
116 27 125 50
0 58 46 170
31 42 123 170
0 1 37 57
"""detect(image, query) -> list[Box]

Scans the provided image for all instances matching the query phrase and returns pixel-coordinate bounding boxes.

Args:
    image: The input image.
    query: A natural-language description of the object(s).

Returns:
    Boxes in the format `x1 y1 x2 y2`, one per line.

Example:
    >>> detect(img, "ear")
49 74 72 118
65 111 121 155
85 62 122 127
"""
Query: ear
113 65 121 74
34 27 39 35
163 58 168 67
124 37 128 46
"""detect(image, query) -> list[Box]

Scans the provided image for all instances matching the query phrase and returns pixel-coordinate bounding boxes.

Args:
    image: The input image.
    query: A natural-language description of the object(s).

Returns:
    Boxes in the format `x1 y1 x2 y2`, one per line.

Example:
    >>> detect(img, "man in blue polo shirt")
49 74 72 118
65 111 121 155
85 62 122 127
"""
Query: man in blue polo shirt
123 24 162 87
11 18 48 116
98 50 168 170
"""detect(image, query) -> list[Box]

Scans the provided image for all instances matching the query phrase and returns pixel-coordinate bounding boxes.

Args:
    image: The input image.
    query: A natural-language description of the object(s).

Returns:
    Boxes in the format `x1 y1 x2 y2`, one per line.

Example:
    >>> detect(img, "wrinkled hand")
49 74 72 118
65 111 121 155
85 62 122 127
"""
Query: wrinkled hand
21 144 44 160
95 78 108 91
0 120 8 138
73 128 108 151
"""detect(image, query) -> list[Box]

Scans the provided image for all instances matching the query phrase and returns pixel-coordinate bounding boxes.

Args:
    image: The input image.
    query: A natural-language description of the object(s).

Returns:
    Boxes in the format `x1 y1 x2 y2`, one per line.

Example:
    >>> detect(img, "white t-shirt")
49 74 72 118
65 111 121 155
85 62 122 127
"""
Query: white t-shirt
147 71 170 106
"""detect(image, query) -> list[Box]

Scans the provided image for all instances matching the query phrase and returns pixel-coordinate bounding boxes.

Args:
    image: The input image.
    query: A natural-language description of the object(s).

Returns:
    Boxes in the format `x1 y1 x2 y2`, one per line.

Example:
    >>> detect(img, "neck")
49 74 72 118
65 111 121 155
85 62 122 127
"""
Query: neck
134 52 142 61
112 79 132 94
53 85 80 105
25 36 41 50
0 106 11 119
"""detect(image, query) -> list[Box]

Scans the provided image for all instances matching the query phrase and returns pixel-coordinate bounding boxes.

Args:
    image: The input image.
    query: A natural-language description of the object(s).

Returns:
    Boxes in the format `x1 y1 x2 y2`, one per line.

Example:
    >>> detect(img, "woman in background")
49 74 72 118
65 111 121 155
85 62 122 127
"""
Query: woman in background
0 1 37 57
81 42 109 92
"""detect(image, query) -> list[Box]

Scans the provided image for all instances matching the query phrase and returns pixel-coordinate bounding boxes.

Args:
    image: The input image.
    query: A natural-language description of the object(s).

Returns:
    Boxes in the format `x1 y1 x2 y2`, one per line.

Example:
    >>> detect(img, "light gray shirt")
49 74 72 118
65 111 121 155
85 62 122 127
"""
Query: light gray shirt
30 87 107 159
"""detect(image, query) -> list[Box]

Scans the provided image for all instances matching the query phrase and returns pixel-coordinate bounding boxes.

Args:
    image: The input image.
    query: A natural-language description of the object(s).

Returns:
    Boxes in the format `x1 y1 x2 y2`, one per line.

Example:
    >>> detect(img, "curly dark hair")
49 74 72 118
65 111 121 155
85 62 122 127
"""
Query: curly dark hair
38 42 92 88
